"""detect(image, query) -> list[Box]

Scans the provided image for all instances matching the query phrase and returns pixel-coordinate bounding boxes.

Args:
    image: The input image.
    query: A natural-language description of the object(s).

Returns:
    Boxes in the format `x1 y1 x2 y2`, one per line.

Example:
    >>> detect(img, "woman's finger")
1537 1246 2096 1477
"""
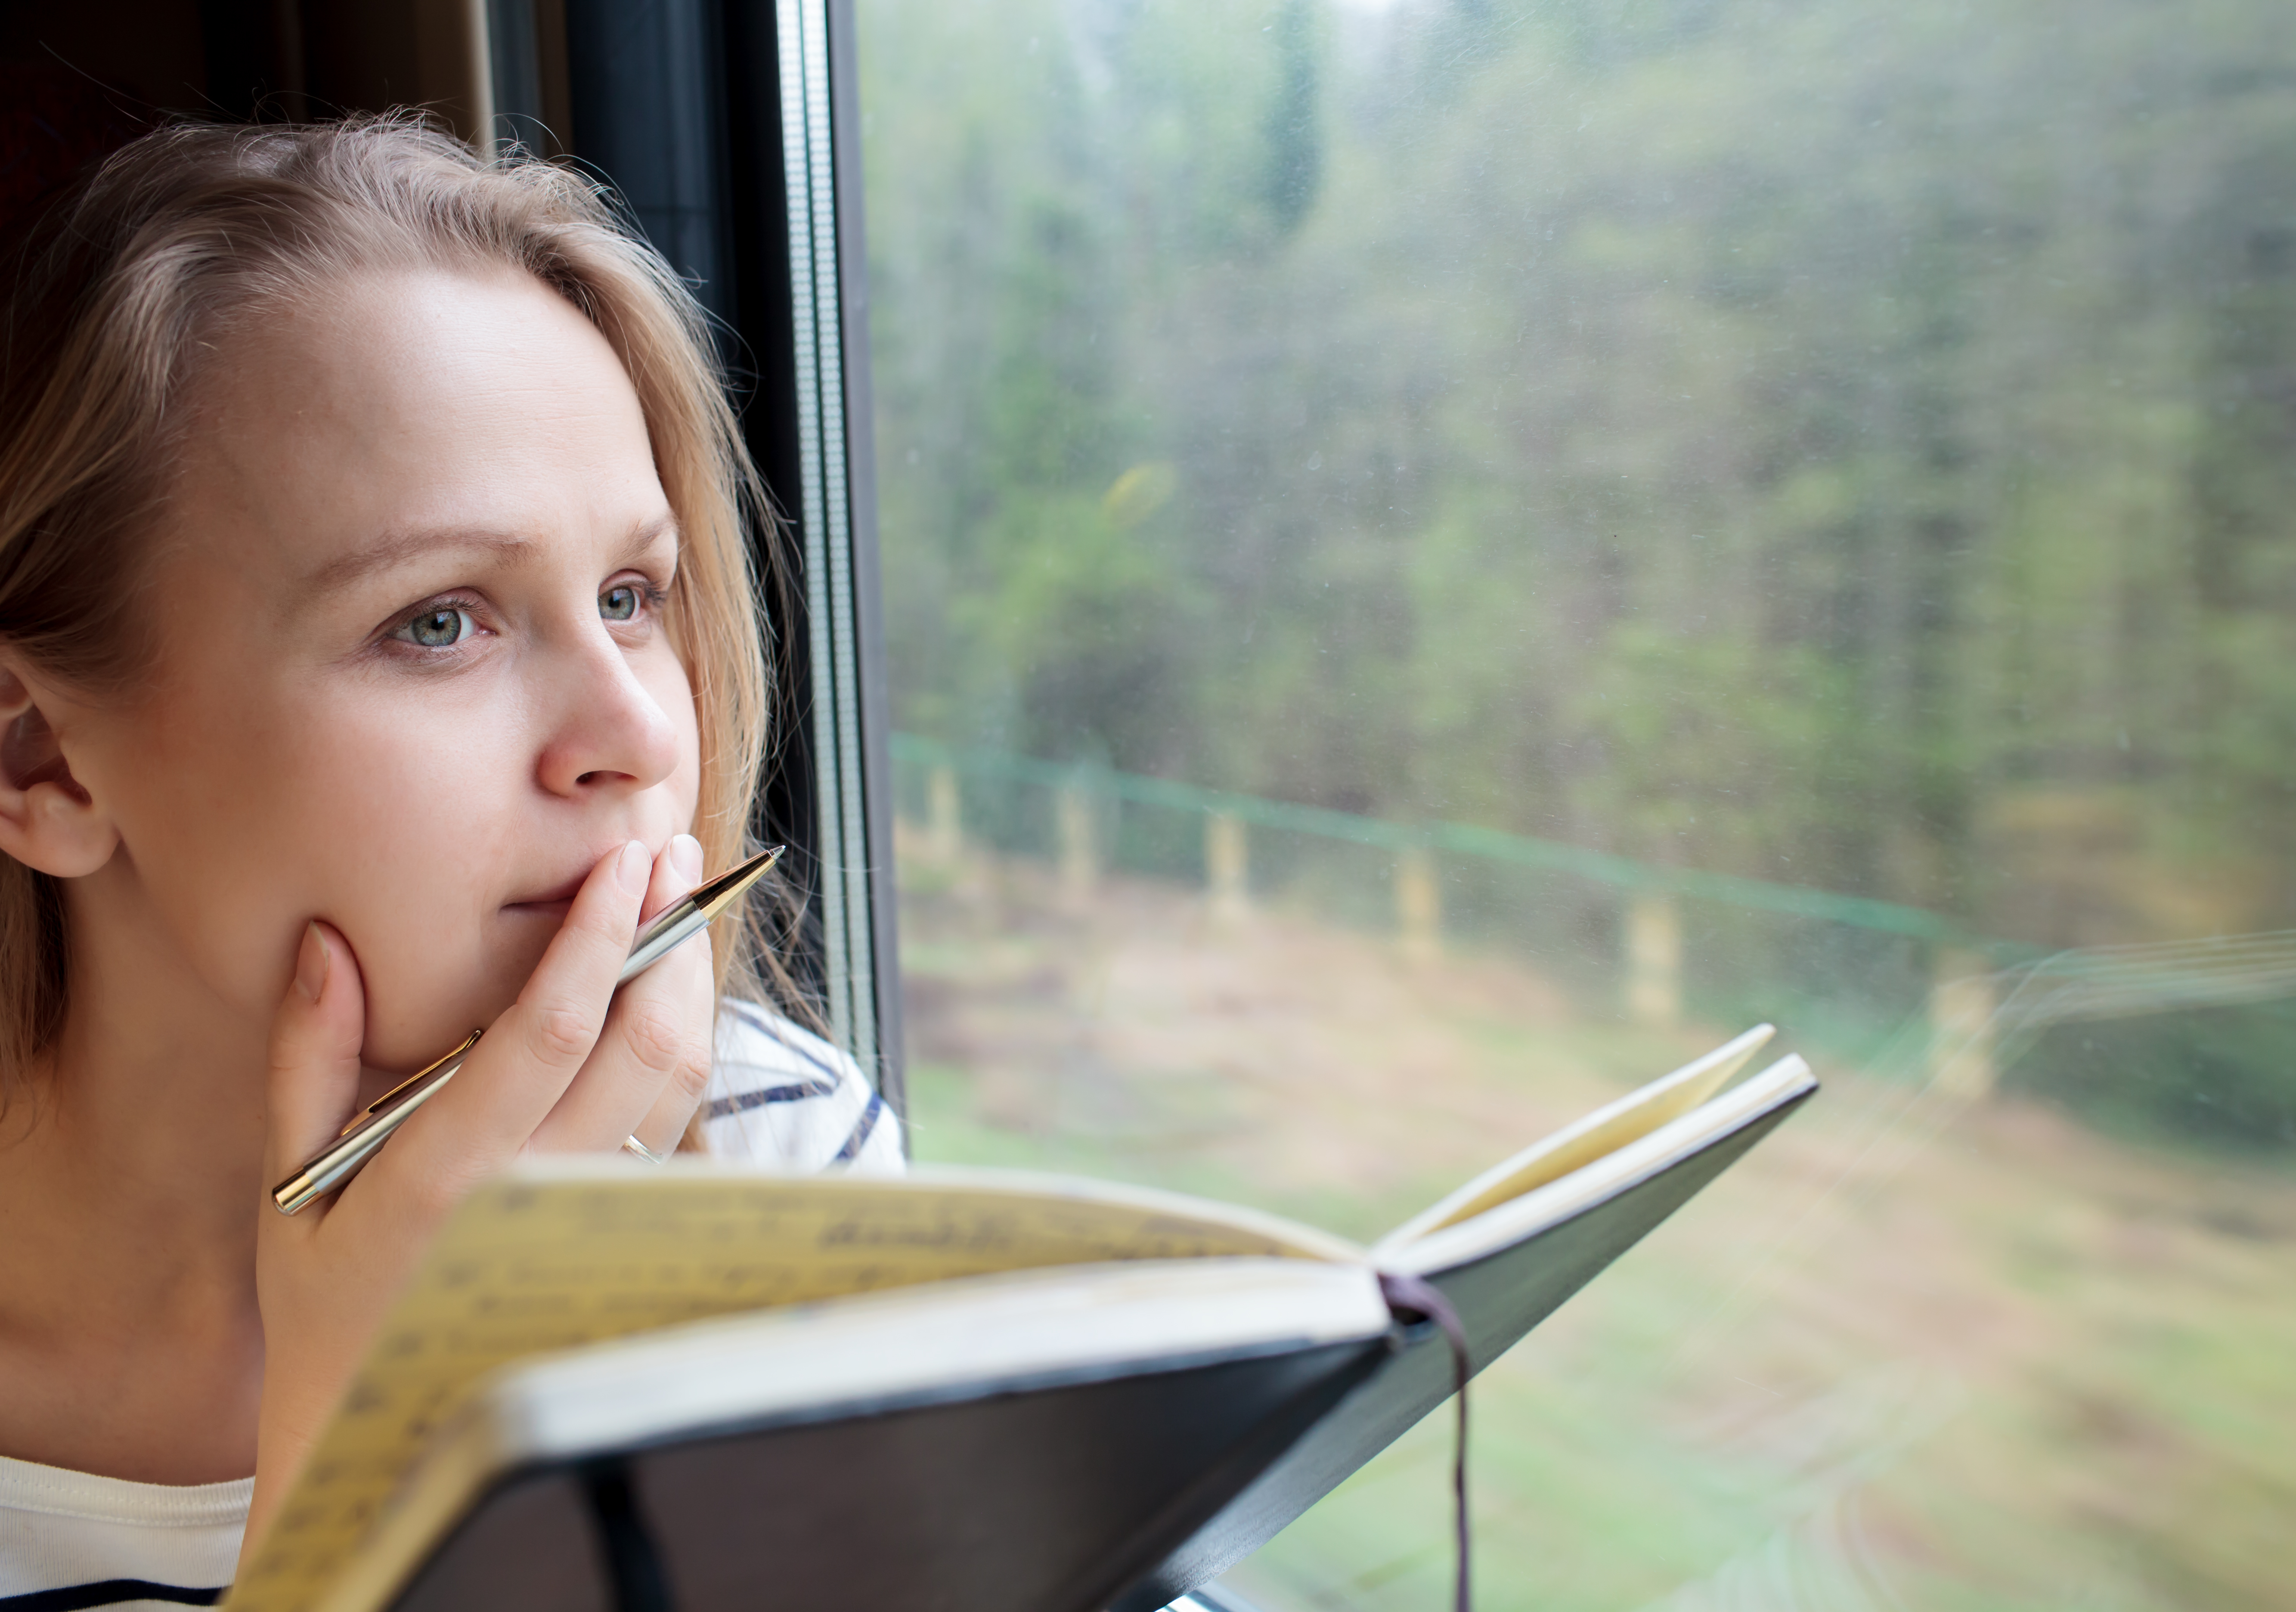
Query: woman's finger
376 838 650 1190
530 834 713 1153
641 831 706 926
262 921 367 1209
620 921 717 1155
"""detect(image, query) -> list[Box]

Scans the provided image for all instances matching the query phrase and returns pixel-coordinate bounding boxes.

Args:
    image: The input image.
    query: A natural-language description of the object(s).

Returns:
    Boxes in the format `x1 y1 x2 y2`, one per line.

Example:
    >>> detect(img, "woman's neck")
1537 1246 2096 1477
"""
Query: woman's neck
0 862 271 1484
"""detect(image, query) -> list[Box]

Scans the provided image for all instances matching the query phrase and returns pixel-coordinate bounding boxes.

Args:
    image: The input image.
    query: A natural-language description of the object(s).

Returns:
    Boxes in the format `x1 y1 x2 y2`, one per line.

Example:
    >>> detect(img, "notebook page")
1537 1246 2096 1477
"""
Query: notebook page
1374 1023 1776 1251
228 1163 1331 1612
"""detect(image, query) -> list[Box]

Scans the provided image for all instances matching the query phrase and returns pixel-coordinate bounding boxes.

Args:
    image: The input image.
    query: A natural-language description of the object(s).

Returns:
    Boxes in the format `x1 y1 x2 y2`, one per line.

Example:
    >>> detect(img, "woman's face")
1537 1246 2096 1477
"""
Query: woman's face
64 267 702 1071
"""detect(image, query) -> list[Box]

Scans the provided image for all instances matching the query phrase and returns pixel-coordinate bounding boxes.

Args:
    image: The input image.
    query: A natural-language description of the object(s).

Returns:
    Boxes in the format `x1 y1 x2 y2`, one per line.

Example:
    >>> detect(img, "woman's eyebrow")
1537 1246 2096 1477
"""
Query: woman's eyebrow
616 513 679 565
303 529 536 597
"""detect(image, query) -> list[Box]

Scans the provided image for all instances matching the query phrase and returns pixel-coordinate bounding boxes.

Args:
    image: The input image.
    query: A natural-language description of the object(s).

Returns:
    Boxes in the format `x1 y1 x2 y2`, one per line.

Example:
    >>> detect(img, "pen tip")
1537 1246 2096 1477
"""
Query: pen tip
691 844 784 915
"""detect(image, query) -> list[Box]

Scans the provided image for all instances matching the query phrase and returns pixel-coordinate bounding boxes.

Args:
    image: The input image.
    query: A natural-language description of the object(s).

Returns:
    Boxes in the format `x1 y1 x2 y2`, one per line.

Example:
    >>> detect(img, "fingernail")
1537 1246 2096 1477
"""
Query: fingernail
671 833 703 881
295 922 330 1002
617 839 650 893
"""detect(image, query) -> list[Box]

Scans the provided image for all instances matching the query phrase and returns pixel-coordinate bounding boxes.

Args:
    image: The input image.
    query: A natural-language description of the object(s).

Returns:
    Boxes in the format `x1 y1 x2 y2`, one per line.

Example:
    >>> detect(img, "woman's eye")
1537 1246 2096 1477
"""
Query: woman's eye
601 584 642 622
398 607 476 648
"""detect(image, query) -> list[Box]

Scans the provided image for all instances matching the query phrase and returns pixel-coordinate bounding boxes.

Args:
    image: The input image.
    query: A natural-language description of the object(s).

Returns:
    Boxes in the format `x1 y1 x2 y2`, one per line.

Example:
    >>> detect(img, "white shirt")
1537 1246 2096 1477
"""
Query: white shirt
0 1004 903 1611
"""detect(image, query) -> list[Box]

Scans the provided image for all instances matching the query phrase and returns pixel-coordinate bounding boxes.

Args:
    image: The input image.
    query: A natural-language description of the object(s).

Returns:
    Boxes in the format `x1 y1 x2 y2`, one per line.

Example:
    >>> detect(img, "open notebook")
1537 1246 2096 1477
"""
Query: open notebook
225 1027 1814 1612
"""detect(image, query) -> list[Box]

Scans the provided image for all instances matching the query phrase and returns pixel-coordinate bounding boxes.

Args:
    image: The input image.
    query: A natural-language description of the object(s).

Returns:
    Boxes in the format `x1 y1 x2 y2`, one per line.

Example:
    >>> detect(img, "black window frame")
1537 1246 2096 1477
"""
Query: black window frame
530 0 906 1122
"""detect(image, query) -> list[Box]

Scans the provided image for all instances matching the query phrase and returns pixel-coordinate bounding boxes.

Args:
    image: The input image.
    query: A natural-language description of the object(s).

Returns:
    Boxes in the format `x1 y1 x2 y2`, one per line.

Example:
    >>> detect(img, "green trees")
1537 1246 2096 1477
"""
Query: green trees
860 0 2296 952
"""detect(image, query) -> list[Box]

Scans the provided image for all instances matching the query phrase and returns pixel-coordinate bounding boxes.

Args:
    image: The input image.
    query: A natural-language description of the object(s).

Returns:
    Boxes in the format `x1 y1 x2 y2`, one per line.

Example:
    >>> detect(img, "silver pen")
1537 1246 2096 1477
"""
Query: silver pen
271 845 784 1215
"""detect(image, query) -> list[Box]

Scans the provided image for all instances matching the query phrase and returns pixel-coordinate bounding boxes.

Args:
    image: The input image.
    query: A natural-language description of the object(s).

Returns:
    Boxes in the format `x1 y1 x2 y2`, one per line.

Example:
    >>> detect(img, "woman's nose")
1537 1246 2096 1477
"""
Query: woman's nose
533 632 681 800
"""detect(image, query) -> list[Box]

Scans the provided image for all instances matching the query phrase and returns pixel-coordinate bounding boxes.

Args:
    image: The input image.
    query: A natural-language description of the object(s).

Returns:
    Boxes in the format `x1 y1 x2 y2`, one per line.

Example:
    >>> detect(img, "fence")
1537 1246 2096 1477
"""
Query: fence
891 734 2296 1152
887 734 2055 1081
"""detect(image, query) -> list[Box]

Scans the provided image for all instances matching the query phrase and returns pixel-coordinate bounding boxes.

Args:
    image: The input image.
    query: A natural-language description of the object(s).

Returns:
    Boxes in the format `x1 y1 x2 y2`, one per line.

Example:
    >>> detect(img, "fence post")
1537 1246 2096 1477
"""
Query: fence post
1625 890 1682 1027
1930 947 1997 1098
1205 812 1250 928
1057 777 1100 905
926 763 963 865
1396 845 1442 962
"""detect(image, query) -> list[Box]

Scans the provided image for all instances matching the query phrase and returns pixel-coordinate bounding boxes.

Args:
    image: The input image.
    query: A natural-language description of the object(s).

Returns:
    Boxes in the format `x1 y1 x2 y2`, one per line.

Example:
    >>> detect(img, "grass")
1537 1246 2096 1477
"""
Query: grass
894 851 2296 1612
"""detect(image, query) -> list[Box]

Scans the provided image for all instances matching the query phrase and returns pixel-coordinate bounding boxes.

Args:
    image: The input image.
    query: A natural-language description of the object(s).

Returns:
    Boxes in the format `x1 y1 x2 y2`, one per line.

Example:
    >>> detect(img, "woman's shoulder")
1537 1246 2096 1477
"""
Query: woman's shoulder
702 998 905 1175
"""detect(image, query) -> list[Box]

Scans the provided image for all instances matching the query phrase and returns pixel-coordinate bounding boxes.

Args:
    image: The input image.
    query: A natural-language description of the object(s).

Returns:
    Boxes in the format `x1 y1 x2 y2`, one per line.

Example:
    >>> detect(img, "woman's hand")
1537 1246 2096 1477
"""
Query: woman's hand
240 834 716 1567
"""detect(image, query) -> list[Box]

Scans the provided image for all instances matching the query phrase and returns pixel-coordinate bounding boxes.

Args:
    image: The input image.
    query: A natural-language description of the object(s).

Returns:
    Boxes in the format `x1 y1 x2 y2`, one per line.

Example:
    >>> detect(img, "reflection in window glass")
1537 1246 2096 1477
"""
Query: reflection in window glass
858 2 2296 1606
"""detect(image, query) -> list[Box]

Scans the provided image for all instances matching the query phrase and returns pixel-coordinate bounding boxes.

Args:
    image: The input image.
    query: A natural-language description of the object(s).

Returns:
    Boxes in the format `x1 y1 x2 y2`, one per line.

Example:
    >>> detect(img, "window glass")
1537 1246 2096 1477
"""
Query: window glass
856 2 2296 1605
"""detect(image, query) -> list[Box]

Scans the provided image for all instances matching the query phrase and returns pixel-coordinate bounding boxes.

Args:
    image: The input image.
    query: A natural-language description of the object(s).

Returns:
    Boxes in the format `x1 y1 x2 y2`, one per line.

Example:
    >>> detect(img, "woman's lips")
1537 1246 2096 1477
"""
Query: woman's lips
502 871 588 919
504 841 661 919
503 897 575 923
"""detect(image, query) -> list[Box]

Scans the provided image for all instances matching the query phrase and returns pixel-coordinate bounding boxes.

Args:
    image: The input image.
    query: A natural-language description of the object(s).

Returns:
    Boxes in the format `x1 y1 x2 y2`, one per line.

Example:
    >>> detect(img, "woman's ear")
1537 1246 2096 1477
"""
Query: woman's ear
0 659 117 879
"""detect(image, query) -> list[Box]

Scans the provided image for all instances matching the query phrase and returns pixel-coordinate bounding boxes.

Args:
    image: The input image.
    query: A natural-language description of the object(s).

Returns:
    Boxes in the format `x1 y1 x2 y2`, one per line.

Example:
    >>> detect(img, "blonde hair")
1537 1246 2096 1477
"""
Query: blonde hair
0 115 787 1120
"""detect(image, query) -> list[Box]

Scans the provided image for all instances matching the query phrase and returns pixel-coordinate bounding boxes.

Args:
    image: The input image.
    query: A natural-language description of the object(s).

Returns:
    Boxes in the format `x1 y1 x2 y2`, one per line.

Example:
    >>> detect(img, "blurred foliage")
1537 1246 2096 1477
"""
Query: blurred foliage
858 0 2296 952
861 12 2296 1601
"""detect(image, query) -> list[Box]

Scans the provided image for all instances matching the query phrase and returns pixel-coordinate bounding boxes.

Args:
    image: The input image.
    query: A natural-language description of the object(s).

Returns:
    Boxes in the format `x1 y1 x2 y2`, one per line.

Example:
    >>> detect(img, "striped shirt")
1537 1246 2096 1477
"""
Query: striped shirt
0 1001 903 1612
697 998 904 1172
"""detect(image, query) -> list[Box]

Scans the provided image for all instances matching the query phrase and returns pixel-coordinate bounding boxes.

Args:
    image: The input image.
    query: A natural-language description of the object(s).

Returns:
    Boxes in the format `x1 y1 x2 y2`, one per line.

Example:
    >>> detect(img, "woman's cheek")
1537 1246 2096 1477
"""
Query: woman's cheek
644 646 706 826
78 686 320 1015
291 718 526 1064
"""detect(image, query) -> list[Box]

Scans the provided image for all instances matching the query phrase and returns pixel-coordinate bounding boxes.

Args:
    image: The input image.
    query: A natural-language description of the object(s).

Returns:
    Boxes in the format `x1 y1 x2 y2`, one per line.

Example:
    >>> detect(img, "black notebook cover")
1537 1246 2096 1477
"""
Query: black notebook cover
390 1337 1388 1612
1111 1092 1808 1611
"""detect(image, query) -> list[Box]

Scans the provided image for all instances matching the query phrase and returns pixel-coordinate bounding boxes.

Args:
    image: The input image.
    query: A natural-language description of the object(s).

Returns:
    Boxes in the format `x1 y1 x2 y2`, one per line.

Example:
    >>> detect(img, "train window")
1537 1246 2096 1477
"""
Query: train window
860 0 2296 1606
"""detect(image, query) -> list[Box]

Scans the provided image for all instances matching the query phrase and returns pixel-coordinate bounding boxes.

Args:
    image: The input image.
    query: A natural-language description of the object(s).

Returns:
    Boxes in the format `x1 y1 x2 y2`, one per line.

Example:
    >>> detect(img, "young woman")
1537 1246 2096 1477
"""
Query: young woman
0 117 899 1607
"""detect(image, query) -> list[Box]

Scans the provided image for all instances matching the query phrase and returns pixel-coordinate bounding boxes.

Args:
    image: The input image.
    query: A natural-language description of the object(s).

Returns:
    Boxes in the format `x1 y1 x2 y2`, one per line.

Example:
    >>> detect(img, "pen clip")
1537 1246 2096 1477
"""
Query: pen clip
341 1027 483 1137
